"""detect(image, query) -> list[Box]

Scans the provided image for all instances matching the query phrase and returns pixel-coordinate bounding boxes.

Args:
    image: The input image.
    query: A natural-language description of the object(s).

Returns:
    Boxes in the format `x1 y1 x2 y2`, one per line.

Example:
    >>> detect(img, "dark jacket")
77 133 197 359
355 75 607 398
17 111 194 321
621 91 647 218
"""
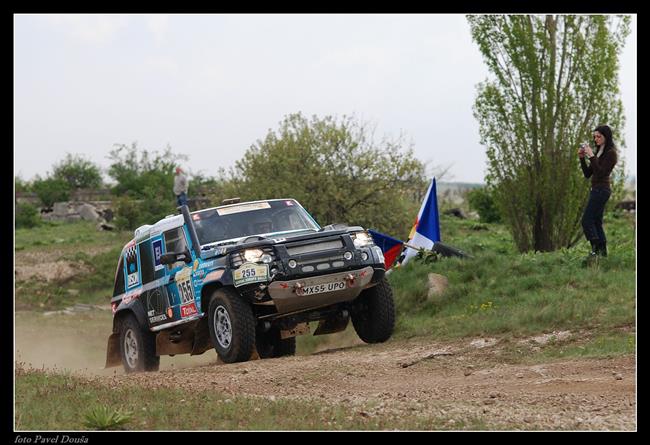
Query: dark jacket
580 147 618 190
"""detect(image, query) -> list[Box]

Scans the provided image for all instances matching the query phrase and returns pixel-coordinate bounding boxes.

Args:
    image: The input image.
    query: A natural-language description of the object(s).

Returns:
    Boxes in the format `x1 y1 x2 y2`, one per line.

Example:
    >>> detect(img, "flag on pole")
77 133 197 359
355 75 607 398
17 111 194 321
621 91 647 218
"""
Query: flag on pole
368 229 404 269
400 177 441 265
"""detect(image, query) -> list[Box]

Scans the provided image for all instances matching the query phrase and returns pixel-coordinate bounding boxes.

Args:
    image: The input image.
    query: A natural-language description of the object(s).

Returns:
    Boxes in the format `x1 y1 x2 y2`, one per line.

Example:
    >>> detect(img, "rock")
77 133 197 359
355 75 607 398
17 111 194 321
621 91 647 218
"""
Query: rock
615 373 623 380
427 273 449 300
78 203 101 221
65 214 82 223
52 202 70 217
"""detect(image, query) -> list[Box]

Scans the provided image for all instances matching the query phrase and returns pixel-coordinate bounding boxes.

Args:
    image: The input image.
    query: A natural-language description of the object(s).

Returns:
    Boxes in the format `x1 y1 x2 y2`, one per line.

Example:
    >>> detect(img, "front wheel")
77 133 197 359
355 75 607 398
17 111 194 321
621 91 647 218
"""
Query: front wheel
208 287 256 363
118 314 160 373
351 278 395 343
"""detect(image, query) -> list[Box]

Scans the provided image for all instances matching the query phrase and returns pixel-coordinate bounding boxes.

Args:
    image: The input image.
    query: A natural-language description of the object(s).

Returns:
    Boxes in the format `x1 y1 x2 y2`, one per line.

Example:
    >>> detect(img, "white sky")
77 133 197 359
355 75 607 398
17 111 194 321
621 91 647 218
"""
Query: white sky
14 14 636 184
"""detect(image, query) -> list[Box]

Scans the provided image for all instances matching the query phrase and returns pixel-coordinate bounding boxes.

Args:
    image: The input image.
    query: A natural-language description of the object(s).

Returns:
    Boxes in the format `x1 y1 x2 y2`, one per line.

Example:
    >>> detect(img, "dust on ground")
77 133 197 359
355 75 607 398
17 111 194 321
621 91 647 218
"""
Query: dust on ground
101 336 635 430
15 310 636 430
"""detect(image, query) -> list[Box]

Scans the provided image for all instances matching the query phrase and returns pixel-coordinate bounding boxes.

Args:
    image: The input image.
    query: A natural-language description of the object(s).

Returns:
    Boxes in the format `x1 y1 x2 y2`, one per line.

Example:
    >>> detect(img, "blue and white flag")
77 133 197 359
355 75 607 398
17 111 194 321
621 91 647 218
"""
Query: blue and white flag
400 177 441 265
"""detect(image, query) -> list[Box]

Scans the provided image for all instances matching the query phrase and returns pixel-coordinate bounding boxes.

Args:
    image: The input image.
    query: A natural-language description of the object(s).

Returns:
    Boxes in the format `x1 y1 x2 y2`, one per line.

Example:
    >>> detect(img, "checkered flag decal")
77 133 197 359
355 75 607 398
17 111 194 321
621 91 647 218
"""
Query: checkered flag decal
125 244 137 263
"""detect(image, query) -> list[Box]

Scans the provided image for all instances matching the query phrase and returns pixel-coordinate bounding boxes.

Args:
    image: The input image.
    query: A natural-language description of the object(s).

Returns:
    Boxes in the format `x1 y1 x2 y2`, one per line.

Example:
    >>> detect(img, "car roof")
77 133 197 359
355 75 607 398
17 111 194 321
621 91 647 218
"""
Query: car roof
133 214 185 243
131 199 301 243
190 198 299 215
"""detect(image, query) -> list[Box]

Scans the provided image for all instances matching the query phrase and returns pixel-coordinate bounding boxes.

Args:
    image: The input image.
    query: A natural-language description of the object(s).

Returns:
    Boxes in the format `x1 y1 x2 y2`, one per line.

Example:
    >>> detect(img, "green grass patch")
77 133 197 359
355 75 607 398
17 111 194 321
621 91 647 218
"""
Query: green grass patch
389 213 636 342
14 366 485 431
534 331 636 361
15 220 132 251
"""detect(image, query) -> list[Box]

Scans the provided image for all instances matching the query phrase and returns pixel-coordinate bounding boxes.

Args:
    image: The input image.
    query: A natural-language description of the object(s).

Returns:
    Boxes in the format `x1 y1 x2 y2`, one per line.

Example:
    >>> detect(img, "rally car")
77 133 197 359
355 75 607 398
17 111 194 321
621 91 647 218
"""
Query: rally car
105 198 395 372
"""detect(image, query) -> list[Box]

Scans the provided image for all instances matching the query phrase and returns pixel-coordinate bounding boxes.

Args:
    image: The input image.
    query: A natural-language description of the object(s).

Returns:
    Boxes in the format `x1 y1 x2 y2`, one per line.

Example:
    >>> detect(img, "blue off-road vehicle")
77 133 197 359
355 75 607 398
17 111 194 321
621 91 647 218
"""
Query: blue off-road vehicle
105 199 395 372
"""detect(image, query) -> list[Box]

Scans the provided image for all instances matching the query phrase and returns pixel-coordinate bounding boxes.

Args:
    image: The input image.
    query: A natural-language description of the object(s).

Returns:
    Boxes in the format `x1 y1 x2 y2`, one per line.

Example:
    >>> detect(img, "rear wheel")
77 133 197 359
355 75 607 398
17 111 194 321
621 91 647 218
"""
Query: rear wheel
351 278 395 343
208 288 256 363
118 314 160 373
256 328 296 359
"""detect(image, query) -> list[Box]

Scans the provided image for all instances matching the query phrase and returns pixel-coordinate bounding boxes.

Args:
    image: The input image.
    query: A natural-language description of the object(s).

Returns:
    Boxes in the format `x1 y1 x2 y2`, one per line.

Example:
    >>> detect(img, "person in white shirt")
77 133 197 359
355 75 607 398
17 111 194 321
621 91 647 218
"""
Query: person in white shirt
173 167 189 207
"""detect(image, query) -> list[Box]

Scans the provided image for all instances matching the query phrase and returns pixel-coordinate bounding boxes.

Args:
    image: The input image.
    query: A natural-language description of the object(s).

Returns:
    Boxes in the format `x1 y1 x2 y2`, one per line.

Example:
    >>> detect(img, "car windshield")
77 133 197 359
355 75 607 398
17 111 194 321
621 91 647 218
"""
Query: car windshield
191 199 320 246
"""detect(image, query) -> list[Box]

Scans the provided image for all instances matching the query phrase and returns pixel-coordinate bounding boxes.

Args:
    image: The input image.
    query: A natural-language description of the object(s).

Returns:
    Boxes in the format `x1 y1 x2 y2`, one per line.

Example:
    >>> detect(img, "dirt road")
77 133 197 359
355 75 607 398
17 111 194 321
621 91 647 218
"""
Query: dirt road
99 336 636 430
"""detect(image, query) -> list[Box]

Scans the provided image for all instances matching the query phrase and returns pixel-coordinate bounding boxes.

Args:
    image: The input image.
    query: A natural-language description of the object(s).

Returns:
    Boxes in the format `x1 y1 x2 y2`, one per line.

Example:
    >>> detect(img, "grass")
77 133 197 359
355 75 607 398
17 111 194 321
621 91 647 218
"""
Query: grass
15 221 132 310
388 212 636 358
14 365 487 431
13 212 636 430
15 220 131 252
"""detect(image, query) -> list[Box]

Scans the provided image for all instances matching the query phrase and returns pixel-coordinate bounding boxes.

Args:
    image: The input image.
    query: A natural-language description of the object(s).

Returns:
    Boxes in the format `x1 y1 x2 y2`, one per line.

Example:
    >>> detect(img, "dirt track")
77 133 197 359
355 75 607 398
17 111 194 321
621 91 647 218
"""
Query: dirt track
98 336 636 430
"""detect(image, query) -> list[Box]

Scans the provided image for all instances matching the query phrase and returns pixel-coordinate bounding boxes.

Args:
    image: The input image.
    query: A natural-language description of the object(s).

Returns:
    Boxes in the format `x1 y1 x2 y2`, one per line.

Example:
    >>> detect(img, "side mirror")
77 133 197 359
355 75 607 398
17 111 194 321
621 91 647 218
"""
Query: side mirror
160 250 192 265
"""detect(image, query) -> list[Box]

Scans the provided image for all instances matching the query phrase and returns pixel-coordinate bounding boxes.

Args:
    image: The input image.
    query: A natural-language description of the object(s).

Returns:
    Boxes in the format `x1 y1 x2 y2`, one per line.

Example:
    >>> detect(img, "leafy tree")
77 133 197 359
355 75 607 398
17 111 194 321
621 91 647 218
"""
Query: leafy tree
31 176 71 208
468 15 630 252
52 153 104 189
108 143 188 229
223 113 428 239
107 142 187 198
15 175 32 193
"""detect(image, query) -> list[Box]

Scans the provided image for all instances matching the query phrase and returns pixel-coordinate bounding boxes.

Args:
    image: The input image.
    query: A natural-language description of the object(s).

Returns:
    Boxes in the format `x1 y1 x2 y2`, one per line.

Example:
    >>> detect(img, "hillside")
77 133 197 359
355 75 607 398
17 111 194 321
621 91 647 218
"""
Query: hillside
14 211 636 430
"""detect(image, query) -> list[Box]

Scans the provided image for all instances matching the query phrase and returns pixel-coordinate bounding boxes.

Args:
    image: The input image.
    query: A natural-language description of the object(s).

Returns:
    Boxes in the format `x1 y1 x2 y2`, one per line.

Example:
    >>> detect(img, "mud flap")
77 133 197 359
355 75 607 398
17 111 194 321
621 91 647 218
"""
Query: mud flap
314 314 350 336
104 333 121 368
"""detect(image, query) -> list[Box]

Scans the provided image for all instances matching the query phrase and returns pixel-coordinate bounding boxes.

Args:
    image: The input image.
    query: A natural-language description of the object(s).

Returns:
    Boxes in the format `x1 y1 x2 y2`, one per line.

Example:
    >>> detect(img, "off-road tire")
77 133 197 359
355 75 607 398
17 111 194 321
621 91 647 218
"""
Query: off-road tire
118 314 160 373
208 287 256 363
256 328 296 359
351 278 395 343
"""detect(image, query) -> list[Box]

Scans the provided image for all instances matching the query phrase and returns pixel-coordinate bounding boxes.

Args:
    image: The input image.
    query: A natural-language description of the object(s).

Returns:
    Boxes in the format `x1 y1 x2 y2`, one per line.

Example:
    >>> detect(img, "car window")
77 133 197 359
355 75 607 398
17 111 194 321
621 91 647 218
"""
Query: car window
113 256 125 297
139 240 155 284
164 227 189 269
193 200 320 245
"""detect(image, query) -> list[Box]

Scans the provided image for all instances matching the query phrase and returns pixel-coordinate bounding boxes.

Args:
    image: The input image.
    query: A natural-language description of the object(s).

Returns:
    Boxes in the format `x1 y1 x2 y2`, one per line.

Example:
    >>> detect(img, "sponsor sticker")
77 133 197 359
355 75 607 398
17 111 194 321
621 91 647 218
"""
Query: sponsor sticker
216 202 271 216
198 260 217 270
152 239 164 271
148 314 167 323
233 262 269 287
181 302 198 318
125 244 140 288
175 267 195 304
193 259 200 271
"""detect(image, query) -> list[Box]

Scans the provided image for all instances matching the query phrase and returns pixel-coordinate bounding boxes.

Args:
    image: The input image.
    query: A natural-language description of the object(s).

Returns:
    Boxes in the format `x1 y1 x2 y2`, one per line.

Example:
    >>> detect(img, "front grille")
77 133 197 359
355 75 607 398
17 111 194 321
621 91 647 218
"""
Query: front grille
286 240 343 256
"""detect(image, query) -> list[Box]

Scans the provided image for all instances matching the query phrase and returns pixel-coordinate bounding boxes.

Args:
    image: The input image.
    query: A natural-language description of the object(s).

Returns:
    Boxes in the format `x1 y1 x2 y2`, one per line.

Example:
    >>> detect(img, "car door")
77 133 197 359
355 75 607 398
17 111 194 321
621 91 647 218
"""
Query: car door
163 226 200 322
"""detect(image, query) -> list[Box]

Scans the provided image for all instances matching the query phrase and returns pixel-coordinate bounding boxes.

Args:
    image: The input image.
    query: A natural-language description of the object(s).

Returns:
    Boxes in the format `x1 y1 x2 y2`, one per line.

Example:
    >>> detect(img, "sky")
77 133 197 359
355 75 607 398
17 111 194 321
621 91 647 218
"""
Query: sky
14 14 636 184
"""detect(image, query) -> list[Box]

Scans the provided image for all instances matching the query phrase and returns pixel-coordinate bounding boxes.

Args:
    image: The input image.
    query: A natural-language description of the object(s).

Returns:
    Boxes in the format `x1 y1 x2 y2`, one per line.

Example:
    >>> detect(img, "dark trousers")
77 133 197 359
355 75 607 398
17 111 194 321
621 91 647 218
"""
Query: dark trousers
581 187 611 245
176 192 188 207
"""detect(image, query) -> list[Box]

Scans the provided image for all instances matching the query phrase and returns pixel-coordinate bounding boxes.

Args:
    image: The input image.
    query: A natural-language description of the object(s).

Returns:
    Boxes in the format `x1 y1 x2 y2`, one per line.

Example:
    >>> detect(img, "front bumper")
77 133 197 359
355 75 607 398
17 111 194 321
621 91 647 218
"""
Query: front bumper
267 266 375 314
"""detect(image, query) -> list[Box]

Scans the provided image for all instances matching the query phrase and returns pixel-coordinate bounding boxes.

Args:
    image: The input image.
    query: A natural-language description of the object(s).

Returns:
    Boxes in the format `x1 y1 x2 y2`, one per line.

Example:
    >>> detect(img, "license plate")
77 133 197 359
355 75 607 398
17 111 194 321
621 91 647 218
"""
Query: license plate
233 263 269 287
298 281 347 296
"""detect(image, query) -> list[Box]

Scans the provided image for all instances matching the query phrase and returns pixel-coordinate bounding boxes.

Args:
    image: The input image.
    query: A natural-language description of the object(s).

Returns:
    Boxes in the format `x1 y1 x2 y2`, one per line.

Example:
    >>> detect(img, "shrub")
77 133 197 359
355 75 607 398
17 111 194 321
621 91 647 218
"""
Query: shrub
15 203 41 229
83 406 133 430
467 187 502 223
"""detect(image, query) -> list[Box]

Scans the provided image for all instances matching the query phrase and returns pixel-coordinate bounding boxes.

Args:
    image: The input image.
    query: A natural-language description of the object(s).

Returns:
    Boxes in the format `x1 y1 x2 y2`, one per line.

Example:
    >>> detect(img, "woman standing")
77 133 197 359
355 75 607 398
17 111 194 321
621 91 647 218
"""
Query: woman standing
578 125 618 261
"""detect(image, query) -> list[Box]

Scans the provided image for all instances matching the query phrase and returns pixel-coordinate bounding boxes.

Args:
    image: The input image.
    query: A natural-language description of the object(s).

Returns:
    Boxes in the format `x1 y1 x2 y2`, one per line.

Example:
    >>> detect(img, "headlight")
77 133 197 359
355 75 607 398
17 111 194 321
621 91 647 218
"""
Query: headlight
352 231 374 248
243 248 264 263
